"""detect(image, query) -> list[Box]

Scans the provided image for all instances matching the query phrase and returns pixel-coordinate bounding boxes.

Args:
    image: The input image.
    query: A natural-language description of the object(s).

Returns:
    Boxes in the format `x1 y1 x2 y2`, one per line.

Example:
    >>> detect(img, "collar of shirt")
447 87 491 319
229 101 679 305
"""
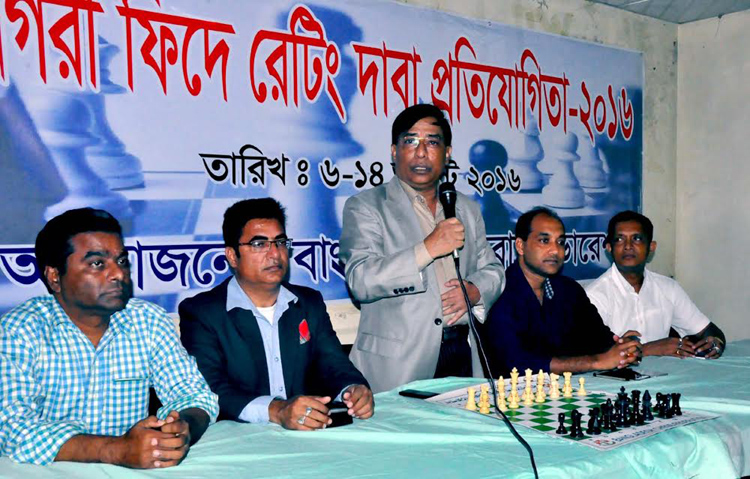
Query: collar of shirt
48 296 133 343
225 276 297 324
399 179 444 219
609 263 651 296
506 261 565 305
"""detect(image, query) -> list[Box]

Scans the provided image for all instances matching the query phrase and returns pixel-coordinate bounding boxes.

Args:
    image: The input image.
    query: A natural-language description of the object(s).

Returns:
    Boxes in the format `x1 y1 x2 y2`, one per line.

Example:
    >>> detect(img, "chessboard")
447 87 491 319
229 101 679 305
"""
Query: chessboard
426 376 719 451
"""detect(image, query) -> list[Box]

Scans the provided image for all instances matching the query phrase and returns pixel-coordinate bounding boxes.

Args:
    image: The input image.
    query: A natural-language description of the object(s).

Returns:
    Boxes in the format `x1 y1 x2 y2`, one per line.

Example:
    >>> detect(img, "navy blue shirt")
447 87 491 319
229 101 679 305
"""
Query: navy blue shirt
482 261 615 376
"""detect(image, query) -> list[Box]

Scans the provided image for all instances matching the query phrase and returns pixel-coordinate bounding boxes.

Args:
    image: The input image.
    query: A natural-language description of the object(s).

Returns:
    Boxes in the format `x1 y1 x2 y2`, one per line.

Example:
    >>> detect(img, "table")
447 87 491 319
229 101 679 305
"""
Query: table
3 340 750 479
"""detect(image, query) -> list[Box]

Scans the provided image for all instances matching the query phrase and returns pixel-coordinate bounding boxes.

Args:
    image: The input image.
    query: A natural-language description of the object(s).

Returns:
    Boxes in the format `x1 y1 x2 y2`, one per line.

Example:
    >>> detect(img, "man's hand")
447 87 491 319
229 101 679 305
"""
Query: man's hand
693 336 724 359
643 337 696 358
424 218 464 259
269 396 331 431
148 411 192 467
441 280 480 325
597 331 642 370
342 384 374 419
111 416 182 469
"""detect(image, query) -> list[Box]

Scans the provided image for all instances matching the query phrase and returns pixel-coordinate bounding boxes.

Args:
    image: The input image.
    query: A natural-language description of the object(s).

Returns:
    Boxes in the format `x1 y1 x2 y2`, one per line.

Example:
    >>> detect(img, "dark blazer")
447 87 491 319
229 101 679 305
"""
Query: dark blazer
179 278 367 421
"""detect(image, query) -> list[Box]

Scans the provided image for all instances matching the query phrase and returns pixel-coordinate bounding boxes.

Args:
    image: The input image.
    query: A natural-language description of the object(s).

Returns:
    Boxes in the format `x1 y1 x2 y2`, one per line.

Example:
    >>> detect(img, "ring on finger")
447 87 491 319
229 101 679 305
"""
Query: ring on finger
304 406 313 416
297 416 305 425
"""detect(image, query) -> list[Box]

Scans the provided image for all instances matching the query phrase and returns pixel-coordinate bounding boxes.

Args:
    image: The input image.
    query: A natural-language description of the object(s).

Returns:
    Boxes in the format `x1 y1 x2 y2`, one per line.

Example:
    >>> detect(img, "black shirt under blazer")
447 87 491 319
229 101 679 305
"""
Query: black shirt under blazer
179 278 367 421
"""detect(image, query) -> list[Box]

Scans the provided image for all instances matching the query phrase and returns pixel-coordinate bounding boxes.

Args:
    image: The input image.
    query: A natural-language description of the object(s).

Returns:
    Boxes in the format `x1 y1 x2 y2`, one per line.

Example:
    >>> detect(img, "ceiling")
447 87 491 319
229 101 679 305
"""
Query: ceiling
588 0 750 24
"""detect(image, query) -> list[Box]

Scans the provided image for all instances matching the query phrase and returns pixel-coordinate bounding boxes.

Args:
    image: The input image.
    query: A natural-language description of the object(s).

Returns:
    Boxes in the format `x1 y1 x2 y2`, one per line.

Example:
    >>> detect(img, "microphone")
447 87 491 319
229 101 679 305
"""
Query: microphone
438 181 459 262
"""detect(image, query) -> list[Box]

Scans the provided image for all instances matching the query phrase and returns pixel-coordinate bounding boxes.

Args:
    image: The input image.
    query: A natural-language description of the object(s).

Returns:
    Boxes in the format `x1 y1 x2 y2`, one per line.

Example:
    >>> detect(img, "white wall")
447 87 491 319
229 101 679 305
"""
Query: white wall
398 0 679 274
676 10 750 340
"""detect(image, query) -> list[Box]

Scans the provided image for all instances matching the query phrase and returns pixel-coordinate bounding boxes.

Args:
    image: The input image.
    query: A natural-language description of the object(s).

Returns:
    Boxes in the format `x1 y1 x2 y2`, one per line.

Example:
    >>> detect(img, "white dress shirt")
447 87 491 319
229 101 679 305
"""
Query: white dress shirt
585 264 710 344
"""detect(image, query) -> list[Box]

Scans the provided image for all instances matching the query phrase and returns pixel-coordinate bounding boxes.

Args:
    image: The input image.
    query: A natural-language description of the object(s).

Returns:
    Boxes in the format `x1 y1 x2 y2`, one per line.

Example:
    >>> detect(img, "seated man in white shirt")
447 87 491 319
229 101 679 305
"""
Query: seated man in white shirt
586 211 726 359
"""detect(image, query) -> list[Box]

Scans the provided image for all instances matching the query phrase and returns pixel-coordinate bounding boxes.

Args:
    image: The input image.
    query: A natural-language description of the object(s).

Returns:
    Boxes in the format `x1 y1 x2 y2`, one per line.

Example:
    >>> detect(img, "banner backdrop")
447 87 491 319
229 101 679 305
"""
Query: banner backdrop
0 0 642 315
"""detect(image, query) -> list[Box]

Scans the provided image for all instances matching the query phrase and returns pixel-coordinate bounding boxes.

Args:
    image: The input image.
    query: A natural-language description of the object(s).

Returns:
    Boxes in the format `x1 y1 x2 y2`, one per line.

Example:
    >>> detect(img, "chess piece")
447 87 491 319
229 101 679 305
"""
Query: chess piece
25 91 132 221
508 390 520 409
556 412 567 435
83 37 144 190
465 387 477 411
498 387 508 412
535 369 546 403
497 376 505 395
549 373 560 399
542 132 585 209
574 140 608 188
671 393 682 416
506 116 545 191
577 377 587 396
642 390 654 421
510 367 519 384
563 372 573 398
479 390 491 414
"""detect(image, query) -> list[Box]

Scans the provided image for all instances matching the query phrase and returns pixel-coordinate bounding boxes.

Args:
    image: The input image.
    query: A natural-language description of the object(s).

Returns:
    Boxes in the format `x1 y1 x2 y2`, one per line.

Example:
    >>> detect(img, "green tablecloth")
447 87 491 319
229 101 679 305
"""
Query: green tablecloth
3 340 750 478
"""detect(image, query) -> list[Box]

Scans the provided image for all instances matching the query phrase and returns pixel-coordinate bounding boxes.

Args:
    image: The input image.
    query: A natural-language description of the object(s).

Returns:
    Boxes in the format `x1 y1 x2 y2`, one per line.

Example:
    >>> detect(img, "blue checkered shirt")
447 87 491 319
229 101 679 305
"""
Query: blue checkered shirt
0 296 219 465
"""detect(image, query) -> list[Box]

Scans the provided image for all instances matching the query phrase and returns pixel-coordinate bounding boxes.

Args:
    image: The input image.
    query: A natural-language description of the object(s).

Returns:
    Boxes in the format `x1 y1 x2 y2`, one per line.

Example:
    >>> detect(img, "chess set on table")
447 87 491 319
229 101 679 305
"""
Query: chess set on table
427 368 719 451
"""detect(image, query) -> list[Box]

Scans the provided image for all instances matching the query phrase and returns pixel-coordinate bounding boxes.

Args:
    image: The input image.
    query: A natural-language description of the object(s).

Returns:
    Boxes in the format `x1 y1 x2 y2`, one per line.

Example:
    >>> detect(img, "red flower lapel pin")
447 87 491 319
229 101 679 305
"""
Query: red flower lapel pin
299 319 311 344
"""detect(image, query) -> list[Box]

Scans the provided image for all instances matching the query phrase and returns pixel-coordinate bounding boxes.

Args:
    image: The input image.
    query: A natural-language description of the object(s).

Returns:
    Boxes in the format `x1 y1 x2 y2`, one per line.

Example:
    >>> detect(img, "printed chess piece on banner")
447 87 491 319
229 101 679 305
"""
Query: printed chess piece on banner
0 83 67 242
465 387 477 411
542 132 585 209
506 116 545 191
83 36 144 190
24 89 132 221
574 140 608 189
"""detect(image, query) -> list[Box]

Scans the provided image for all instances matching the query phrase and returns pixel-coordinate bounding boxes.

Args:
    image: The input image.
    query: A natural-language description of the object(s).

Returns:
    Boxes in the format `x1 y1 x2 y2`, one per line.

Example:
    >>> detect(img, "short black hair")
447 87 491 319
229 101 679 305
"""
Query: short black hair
606 210 654 245
223 198 287 253
391 103 452 147
35 208 123 293
515 206 565 241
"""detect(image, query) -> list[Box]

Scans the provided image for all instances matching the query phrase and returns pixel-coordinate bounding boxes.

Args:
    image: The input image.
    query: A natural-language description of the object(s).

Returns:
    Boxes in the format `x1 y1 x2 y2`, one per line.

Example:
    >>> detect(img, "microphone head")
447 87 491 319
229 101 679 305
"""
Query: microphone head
438 181 457 219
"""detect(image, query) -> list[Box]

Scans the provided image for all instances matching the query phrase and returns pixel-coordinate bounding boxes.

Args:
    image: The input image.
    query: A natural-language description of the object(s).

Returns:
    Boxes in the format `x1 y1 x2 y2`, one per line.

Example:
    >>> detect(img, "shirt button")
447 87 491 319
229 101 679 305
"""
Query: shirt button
434 318 442 326
274 357 279 362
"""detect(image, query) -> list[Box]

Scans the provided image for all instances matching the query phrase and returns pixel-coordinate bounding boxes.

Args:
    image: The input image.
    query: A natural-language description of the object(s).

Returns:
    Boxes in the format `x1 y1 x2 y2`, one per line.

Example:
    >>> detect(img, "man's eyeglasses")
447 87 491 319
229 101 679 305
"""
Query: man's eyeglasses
238 239 293 253
398 136 445 150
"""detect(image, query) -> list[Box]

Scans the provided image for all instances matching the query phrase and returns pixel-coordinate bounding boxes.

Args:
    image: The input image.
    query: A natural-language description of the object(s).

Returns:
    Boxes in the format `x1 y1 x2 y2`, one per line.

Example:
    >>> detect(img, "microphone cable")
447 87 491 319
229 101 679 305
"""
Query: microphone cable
452 261 539 479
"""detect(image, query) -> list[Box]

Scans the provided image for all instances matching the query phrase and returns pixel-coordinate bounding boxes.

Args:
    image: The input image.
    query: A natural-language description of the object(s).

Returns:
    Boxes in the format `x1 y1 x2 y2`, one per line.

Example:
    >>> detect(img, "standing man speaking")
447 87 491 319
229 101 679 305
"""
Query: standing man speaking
339 104 504 393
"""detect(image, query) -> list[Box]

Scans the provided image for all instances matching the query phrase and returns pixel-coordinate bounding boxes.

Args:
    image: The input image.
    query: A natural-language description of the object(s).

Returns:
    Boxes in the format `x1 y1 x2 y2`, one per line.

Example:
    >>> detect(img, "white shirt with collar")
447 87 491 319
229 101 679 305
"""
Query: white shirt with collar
585 264 710 344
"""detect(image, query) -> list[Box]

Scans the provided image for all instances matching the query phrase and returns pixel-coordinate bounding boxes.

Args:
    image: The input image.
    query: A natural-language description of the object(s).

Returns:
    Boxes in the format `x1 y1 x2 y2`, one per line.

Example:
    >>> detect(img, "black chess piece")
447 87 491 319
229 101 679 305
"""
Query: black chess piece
664 394 674 419
556 412 568 435
622 398 632 427
656 393 666 418
671 393 682 416
591 407 602 435
642 391 654 421
570 409 584 438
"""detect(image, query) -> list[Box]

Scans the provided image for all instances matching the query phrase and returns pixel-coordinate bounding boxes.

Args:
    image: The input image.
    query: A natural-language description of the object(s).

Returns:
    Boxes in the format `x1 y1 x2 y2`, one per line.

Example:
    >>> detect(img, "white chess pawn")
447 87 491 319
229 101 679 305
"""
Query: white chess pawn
506 116 545 191
542 131 585 209
575 141 608 189
549 373 560 399
25 92 132 221
563 372 573 398
466 387 477 411
83 36 144 190
577 377 587 397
